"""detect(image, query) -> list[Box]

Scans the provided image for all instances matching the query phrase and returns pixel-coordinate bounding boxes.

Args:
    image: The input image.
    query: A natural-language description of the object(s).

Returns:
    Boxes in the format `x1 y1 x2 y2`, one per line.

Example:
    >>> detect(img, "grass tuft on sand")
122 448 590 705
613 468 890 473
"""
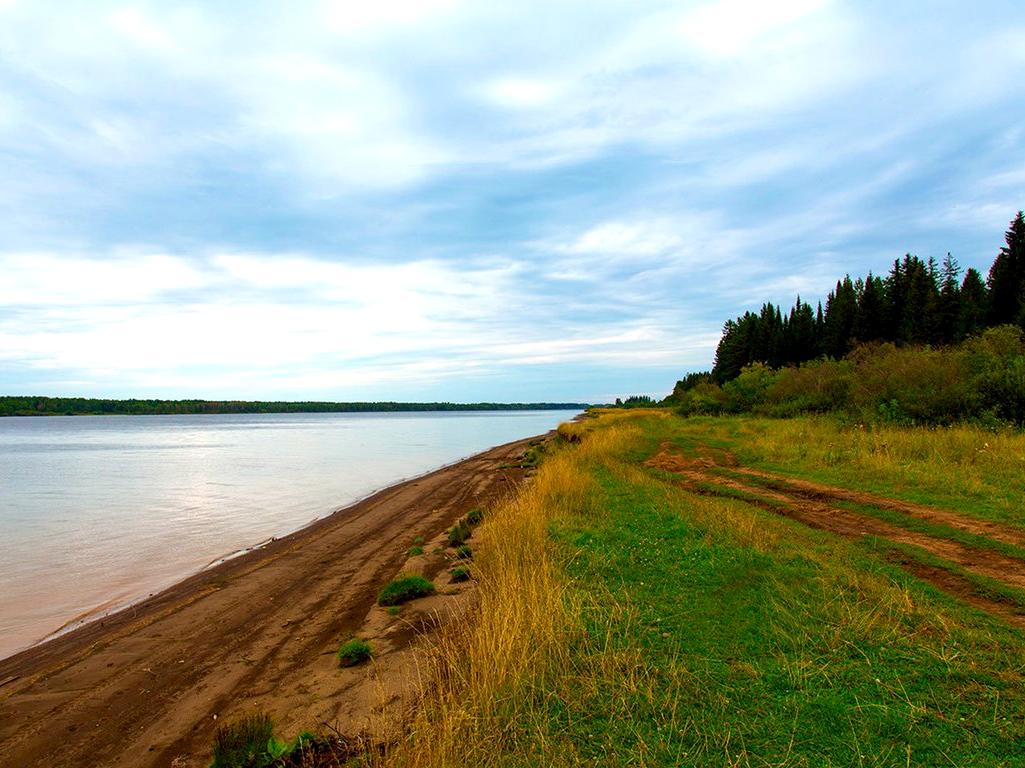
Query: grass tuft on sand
377 575 435 607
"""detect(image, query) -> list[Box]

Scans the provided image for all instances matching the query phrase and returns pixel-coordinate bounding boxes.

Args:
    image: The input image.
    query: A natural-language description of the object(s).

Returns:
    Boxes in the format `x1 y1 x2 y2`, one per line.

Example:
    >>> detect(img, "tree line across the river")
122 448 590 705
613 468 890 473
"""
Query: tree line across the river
0 397 589 417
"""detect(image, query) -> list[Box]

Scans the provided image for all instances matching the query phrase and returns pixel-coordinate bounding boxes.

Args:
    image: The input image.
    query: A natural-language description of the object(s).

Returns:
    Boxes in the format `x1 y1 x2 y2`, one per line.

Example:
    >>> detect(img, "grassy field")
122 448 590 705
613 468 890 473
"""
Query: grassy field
376 410 1025 767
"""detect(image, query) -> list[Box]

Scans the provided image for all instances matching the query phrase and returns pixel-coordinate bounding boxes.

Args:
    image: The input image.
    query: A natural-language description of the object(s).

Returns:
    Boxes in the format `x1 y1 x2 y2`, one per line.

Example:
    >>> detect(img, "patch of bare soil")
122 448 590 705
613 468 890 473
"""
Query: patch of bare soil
645 443 1025 628
0 436 543 768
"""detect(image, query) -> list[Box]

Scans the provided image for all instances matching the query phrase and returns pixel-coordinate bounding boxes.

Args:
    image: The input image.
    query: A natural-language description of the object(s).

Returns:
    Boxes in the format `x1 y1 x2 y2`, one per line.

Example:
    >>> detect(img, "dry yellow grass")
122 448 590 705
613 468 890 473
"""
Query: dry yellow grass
377 424 636 767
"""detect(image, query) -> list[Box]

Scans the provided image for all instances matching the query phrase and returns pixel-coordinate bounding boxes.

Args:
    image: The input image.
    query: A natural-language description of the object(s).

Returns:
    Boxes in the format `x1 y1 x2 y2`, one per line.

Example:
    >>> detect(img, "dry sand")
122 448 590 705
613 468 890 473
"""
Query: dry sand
0 434 539 768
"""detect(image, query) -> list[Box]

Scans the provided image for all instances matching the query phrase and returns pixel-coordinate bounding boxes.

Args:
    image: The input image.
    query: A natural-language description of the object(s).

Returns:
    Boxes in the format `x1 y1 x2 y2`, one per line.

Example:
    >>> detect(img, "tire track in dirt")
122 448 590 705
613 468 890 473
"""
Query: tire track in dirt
0 435 541 768
645 444 1025 628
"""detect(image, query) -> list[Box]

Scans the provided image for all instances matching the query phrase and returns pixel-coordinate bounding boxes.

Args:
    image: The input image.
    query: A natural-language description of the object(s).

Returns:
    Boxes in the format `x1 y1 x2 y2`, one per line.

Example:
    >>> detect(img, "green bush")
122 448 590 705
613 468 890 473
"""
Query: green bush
675 381 730 416
685 327 1025 427
447 523 471 547
210 712 277 768
378 575 436 606
465 508 484 526
450 566 471 583
407 545 424 556
723 362 780 412
455 544 473 560
337 638 373 668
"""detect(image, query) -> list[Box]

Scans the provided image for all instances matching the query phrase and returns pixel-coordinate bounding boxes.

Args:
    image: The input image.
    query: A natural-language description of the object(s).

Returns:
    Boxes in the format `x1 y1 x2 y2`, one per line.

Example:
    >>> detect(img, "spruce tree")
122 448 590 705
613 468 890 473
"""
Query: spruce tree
823 277 857 357
960 267 988 337
854 272 885 342
988 211 1025 326
937 253 962 343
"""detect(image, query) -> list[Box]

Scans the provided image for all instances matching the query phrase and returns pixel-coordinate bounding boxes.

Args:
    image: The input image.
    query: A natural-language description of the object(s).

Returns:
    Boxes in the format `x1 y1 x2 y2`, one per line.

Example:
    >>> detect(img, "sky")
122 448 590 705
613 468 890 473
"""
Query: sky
1 1 1024 403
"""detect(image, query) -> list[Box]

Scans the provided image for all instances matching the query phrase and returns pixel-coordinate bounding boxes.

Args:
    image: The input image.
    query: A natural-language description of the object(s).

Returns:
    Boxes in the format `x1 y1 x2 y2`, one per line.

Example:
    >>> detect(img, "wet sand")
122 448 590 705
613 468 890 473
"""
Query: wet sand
0 434 538 768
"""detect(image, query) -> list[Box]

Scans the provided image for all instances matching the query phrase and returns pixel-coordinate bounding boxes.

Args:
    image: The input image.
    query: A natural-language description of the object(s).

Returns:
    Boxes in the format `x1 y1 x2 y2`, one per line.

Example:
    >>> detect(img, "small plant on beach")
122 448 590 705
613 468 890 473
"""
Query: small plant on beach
520 443 546 468
465 508 484 526
378 574 436 606
448 523 471 547
337 638 373 668
412 535 425 545
455 544 473 560
407 545 425 556
450 566 471 583
210 712 275 768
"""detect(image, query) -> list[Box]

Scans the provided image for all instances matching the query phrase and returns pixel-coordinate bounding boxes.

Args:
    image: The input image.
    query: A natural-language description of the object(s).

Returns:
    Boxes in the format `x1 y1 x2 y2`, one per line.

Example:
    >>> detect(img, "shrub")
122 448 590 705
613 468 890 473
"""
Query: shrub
520 444 545 468
447 523 471 547
450 566 471 583
337 638 373 668
723 362 780 412
412 535 426 545
765 359 855 416
407 545 424 556
676 381 730 416
378 575 436 606
465 508 484 526
211 712 275 768
455 544 473 560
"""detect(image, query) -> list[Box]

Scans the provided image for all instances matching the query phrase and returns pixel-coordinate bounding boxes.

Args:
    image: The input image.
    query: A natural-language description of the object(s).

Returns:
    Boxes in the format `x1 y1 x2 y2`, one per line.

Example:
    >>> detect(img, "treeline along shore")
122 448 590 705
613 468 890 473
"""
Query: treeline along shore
667 211 1025 427
0 397 590 417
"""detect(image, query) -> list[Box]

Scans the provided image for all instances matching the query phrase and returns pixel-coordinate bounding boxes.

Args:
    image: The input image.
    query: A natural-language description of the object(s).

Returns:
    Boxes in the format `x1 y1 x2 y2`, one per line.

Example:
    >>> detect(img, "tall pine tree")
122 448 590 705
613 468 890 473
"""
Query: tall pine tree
988 211 1025 326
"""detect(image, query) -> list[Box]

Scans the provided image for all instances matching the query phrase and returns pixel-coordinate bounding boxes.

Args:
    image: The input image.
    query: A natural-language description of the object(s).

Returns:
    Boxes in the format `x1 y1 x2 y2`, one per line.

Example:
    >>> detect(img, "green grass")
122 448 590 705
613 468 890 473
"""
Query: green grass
449 566 471 583
411 411 1025 767
454 544 472 560
209 712 310 768
377 575 436 606
447 523 471 547
540 431 1025 765
465 508 484 526
670 415 1025 532
407 545 425 557
337 638 373 668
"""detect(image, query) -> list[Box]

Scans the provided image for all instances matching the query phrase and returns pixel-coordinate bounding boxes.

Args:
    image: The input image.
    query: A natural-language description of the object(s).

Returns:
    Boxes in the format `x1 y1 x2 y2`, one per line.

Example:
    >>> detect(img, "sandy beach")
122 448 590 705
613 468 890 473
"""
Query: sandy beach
0 434 540 768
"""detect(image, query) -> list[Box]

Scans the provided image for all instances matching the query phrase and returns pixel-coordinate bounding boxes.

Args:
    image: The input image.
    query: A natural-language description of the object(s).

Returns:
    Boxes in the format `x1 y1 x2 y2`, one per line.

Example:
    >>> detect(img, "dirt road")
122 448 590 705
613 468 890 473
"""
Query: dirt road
0 435 538 768
646 443 1025 628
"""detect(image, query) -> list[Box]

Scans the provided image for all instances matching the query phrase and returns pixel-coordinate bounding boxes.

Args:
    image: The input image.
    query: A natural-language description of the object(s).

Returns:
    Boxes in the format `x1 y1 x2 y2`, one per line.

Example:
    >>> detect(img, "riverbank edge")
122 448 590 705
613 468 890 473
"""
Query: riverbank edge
0 429 557 679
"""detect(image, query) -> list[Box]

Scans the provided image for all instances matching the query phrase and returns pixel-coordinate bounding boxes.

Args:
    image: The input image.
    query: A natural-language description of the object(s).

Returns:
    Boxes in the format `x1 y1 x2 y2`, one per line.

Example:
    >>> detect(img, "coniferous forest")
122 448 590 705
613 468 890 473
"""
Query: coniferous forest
711 211 1024 382
670 212 1025 426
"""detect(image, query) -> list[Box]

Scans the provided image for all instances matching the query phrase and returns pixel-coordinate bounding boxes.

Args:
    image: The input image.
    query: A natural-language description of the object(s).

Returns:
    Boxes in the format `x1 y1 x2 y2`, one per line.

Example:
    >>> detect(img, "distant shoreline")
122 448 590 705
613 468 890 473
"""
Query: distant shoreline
0 396 591 417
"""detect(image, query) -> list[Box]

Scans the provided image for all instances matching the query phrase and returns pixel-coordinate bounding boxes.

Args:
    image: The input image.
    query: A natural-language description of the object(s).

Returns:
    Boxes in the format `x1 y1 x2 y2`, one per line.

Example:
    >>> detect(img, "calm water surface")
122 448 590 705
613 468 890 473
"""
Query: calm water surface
0 410 578 658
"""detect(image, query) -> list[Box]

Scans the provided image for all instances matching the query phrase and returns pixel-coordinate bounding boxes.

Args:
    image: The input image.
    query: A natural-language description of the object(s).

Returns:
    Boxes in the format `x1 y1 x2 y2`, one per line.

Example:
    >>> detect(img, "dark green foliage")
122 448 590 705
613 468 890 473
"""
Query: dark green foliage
407 545 425 556
465 508 484 526
670 371 712 399
709 212 1024 387
447 523 471 547
961 268 989 337
988 211 1025 326
0 398 590 418
377 575 436 606
455 544 473 560
613 395 656 408
450 566 471 583
337 638 372 668
682 326 1025 426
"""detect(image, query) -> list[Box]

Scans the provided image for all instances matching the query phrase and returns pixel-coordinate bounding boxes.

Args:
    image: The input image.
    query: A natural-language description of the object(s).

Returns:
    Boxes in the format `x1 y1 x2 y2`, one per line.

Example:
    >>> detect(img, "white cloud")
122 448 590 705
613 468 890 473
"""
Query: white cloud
318 0 461 35
484 77 563 109
678 0 830 58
